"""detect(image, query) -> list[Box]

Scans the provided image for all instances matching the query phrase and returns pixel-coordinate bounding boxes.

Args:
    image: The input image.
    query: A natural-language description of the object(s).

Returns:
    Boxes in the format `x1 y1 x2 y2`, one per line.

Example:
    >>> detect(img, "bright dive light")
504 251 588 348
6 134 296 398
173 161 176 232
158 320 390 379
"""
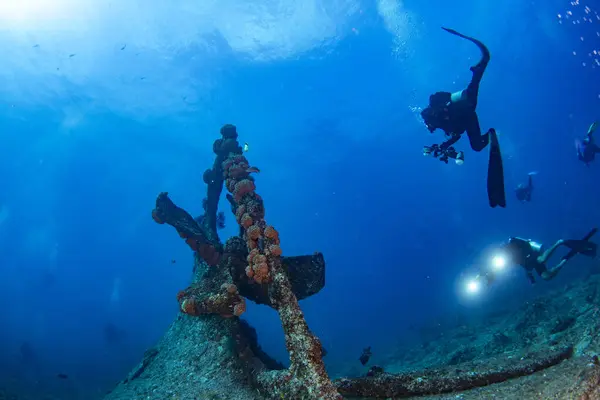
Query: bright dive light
491 255 507 271
465 279 480 294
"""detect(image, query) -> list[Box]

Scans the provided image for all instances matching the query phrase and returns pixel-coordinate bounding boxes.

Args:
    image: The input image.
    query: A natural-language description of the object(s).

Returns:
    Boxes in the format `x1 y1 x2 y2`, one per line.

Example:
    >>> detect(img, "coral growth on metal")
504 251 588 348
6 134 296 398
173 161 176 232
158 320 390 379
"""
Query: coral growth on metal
151 124 340 399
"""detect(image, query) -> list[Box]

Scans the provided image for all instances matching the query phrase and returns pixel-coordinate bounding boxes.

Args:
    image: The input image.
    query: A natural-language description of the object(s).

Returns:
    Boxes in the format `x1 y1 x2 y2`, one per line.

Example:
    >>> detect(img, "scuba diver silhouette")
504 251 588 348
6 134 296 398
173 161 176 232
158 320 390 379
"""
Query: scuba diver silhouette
421 27 505 208
503 228 597 283
515 172 536 203
576 122 599 166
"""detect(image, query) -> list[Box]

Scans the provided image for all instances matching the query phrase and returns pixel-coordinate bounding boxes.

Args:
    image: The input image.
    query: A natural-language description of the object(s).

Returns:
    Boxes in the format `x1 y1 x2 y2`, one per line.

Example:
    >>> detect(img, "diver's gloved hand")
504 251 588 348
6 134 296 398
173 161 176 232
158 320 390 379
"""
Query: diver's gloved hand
424 144 464 165
423 144 441 157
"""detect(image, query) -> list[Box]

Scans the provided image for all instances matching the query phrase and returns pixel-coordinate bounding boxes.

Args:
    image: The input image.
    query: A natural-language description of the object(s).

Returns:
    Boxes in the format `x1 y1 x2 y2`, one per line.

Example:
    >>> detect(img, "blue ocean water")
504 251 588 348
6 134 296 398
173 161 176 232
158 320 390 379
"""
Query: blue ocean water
1 0 599 398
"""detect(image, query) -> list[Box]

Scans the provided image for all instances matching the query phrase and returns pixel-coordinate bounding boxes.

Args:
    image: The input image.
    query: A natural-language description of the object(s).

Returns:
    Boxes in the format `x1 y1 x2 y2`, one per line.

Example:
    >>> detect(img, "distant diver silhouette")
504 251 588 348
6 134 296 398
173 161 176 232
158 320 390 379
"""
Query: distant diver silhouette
515 172 536 203
577 122 599 166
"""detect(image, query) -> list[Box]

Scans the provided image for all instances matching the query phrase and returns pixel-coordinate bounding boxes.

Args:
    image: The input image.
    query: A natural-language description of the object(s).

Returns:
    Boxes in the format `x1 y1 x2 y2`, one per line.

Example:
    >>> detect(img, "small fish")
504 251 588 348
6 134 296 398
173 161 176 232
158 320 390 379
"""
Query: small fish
33 44 39 48
121 45 126 50
243 143 249 152
246 167 260 174
359 346 372 366
171 259 176 264
57 373 69 379
69 54 76 58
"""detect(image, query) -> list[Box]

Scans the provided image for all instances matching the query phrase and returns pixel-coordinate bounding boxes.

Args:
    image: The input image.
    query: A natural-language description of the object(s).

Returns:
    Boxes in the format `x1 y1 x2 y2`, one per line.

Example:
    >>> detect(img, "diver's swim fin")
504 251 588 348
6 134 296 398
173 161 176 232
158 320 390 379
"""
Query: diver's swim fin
441 27 490 67
442 27 485 49
487 128 506 208
562 228 598 261
588 121 598 136
563 240 597 257
442 27 472 40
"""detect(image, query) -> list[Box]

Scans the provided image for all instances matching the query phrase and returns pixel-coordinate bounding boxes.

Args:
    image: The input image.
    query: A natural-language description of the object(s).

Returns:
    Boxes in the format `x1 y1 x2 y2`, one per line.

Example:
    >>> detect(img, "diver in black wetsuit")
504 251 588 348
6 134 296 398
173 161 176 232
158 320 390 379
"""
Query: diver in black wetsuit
502 228 597 283
577 122 599 166
515 172 536 203
421 27 505 208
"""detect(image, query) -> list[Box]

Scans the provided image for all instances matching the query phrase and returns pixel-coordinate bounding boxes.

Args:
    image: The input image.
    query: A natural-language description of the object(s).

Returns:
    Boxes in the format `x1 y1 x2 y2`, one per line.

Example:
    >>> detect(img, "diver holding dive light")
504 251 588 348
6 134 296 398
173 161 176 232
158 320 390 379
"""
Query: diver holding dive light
423 143 465 164
466 228 598 294
501 228 598 283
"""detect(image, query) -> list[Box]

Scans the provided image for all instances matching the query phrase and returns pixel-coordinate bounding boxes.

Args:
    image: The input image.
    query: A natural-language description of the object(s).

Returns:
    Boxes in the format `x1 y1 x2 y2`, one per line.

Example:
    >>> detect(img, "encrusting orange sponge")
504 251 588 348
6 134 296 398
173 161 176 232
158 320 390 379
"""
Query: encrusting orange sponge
222 154 284 284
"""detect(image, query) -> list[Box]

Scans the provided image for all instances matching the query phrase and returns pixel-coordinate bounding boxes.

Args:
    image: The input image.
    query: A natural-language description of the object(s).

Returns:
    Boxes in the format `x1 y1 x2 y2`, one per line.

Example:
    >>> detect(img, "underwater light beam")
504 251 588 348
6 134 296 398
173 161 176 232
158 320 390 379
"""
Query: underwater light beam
0 0 72 27
465 278 481 295
491 254 507 271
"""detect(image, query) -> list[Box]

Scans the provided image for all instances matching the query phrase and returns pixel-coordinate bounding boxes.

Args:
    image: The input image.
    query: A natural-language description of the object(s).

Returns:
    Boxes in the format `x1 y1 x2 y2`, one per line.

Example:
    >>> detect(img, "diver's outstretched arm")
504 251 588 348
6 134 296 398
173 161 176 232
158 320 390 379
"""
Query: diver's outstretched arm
577 145 585 160
537 239 565 264
439 133 461 150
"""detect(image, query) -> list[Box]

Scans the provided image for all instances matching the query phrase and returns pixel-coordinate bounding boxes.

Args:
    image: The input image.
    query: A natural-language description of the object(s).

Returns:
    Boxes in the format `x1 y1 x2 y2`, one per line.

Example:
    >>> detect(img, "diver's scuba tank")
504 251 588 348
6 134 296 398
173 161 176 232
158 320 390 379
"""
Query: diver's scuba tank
509 237 542 251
